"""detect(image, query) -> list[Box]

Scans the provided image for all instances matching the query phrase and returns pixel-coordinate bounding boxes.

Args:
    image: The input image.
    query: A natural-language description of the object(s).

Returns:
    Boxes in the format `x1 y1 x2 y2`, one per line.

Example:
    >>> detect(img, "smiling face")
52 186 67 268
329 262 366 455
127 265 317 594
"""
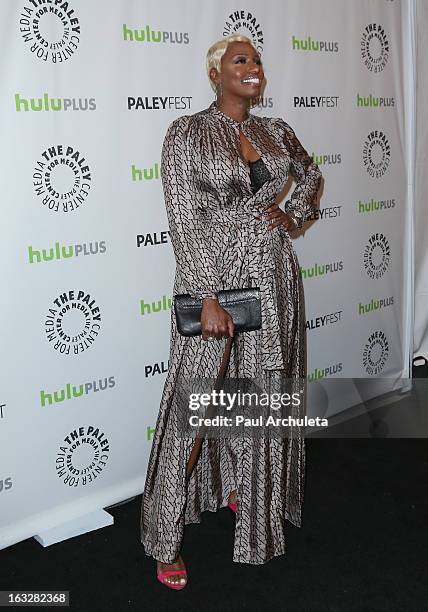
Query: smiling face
210 41 264 101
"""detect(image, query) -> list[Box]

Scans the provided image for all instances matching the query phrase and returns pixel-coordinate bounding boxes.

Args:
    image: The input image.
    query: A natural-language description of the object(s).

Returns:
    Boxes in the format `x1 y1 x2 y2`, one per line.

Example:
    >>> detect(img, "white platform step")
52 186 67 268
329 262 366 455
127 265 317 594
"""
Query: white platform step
33 509 113 547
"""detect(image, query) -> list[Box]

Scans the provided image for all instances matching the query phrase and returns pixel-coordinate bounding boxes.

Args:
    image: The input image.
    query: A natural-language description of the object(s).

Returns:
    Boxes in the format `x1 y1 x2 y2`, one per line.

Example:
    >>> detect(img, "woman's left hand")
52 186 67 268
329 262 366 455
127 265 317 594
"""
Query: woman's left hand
263 203 296 231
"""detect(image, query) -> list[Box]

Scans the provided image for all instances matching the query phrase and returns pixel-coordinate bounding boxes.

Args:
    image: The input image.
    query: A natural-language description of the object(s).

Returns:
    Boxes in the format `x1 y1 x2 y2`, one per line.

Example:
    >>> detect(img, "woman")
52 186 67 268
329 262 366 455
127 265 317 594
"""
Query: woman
141 34 322 589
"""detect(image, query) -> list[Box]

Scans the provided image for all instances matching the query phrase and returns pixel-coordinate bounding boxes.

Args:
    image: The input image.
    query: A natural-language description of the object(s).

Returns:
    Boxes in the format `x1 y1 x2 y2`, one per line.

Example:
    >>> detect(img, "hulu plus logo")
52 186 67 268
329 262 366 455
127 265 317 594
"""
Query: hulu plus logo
140 295 172 315
307 362 343 381
357 198 395 213
300 260 343 279
40 376 115 407
15 93 95 112
358 296 394 315
311 153 341 166
122 23 189 44
28 241 106 264
291 35 339 52
356 94 394 108
131 163 160 182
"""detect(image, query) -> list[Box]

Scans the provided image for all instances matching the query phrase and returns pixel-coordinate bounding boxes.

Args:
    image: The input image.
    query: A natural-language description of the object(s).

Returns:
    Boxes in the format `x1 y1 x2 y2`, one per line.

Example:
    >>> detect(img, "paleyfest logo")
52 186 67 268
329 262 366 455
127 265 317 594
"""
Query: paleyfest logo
45 289 101 355
361 23 389 73
19 0 81 63
363 130 391 179
362 330 389 375
33 144 92 213
56 425 110 488
223 10 264 51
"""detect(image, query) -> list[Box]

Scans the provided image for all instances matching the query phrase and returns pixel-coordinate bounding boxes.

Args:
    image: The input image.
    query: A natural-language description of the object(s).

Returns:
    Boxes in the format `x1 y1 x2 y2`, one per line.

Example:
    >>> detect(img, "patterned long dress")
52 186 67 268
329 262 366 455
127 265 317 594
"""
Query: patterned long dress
140 101 322 565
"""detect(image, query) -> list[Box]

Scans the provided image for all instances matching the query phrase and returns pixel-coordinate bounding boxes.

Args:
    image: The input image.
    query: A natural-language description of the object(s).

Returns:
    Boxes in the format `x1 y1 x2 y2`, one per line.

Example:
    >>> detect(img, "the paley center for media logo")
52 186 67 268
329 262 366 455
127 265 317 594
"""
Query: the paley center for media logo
361 23 389 73
363 130 391 179
363 233 391 280
56 425 110 488
362 330 389 375
223 10 264 51
33 144 92 213
45 289 101 355
19 0 81 63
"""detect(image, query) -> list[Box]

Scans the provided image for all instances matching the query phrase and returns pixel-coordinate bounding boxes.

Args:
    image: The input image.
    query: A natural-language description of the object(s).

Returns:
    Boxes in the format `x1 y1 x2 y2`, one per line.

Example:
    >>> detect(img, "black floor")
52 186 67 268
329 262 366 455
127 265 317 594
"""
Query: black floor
2 433 427 611
3 364 428 611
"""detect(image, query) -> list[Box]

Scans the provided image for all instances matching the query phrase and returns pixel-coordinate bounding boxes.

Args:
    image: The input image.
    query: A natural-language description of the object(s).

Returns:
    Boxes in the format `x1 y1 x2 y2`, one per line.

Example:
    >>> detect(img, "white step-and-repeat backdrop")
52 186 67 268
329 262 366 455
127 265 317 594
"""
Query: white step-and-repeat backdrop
0 0 413 549
414 0 428 358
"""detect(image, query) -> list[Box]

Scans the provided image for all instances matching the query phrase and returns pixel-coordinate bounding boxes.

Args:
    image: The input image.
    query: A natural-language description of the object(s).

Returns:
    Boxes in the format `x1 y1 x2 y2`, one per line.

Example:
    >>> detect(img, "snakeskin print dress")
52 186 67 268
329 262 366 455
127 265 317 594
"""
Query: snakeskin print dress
140 101 322 565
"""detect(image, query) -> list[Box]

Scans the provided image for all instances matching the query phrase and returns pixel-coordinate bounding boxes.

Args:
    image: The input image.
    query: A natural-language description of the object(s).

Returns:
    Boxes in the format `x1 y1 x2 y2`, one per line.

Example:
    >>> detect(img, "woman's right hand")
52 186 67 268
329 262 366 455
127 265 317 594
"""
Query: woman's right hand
201 298 234 341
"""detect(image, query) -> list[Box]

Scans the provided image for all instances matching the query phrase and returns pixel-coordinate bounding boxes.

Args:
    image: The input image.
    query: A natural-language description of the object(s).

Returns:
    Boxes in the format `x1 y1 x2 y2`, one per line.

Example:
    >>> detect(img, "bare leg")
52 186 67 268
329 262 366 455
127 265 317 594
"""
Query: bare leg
186 337 234 481
154 429 204 588
157 337 235 586
228 489 237 505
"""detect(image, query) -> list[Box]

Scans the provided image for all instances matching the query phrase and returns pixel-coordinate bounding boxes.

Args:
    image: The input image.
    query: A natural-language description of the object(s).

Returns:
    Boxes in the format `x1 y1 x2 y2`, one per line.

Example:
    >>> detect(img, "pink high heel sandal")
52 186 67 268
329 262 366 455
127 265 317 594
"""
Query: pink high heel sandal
157 568 187 590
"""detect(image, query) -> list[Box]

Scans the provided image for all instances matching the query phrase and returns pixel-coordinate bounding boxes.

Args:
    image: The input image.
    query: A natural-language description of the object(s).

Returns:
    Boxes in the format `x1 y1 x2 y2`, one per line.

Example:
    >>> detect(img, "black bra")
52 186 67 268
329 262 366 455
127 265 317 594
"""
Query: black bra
249 158 271 194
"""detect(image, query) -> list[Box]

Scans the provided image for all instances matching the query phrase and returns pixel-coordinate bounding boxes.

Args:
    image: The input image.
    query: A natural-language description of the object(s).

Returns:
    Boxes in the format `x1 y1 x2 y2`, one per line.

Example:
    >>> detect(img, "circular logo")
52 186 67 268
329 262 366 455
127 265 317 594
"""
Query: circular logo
33 145 92 214
363 233 391 279
19 1 80 63
223 11 264 51
362 131 391 179
56 426 110 487
361 24 389 73
362 330 389 375
45 290 101 356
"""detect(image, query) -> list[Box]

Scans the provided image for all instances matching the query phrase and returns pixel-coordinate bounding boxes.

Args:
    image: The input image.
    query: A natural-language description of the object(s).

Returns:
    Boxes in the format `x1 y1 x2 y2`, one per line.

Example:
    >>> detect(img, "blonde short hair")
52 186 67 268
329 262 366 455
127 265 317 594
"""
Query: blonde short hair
206 34 256 92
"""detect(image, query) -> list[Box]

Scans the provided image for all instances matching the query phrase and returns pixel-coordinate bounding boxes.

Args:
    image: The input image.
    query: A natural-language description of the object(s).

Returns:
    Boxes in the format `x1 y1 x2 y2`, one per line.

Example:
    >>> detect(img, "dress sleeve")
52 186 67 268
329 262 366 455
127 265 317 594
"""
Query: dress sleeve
278 119 322 230
161 116 221 300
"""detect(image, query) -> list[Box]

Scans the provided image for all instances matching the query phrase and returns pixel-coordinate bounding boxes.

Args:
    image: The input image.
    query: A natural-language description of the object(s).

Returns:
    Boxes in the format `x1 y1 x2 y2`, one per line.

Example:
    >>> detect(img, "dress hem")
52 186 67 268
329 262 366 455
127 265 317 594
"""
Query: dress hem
141 505 302 565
